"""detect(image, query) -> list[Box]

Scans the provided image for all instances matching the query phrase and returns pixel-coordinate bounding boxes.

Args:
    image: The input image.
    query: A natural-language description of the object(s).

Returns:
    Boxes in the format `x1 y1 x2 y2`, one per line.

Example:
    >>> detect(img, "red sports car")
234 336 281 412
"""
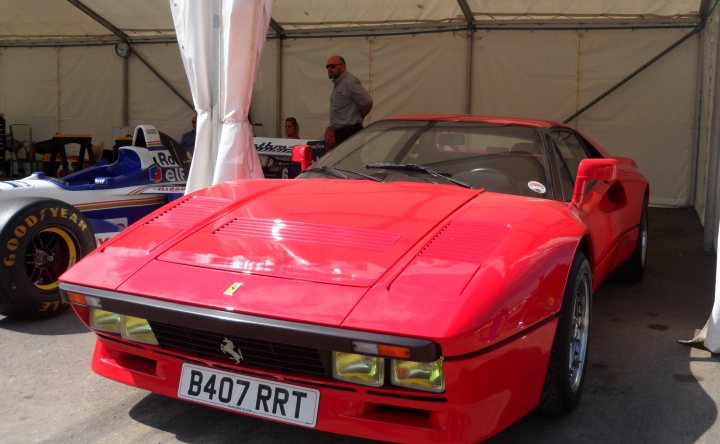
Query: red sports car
59 115 648 443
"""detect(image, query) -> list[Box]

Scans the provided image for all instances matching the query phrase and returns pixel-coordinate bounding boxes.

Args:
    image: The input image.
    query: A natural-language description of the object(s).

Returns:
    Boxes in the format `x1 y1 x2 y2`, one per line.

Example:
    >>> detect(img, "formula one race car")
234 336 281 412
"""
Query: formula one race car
60 115 648 443
0 125 186 319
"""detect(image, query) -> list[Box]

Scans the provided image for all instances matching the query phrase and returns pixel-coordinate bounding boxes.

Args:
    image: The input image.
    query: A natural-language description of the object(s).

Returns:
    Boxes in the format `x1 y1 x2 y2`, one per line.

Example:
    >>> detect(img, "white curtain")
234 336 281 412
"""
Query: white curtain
705 263 720 352
681 221 720 352
170 0 273 193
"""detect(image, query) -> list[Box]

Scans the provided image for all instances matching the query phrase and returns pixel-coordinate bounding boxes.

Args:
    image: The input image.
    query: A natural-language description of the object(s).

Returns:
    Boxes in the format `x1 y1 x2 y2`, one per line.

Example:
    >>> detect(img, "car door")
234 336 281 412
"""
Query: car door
549 128 626 282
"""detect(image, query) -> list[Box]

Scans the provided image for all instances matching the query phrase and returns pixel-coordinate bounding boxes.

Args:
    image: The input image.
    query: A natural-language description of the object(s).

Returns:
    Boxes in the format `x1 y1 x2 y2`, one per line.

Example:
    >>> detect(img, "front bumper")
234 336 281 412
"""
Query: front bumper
86 316 555 443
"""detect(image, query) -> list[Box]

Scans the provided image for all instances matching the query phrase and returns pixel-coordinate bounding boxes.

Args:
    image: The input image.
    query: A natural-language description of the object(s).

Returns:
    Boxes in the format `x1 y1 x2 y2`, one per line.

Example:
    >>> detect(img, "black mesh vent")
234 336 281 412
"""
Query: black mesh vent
149 321 327 377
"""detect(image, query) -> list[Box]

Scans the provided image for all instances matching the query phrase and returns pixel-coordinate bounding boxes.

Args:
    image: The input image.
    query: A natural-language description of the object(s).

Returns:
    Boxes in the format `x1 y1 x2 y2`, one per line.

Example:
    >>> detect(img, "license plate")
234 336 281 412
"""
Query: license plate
178 363 320 427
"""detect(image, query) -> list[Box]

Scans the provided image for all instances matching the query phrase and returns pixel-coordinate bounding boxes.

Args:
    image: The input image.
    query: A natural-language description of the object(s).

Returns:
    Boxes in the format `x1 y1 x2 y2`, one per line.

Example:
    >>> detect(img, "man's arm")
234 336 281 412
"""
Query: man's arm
361 100 373 118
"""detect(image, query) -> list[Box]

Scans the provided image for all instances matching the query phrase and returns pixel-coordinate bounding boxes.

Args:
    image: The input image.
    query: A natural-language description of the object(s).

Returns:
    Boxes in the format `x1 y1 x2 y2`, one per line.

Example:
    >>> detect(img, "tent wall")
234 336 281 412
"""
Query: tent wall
254 28 699 207
127 44 193 140
0 43 191 147
0 18 706 211
696 3 720 252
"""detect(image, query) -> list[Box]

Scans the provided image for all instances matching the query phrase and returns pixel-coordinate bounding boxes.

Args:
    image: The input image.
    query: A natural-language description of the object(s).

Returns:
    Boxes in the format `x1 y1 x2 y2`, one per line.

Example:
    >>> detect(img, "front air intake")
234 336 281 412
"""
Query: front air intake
145 196 229 228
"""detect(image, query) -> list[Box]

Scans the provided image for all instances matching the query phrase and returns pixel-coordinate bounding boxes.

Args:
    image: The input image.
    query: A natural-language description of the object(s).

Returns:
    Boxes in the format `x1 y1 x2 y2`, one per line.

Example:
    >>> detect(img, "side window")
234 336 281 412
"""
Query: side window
553 146 575 202
550 130 590 180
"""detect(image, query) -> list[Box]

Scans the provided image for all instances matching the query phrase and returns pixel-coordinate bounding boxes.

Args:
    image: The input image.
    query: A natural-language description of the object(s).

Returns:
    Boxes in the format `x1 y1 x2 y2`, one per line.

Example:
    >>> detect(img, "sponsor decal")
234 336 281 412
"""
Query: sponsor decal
0 180 32 189
162 167 186 182
104 217 129 229
95 232 120 246
220 338 244 364
3 207 88 267
149 151 187 182
140 186 185 193
150 165 163 183
154 151 178 167
255 141 293 155
528 181 547 194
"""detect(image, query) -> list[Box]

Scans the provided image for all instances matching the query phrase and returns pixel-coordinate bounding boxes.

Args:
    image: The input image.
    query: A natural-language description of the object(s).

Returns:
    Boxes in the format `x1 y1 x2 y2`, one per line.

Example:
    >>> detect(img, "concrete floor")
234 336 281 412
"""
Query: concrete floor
0 208 718 443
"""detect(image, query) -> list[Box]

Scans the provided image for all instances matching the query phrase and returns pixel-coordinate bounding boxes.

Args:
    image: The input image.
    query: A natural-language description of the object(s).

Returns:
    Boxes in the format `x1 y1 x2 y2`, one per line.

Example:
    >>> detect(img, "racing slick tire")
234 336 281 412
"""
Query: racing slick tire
613 199 648 283
0 198 96 319
538 252 592 416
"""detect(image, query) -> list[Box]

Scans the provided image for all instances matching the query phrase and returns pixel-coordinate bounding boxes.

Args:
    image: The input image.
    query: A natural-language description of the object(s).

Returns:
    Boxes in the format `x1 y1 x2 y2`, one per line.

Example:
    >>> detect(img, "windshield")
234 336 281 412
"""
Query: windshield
299 120 550 198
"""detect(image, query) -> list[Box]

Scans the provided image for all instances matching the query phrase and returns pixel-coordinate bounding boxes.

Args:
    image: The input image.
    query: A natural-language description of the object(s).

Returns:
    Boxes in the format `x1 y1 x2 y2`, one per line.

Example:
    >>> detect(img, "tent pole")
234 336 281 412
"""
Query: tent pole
277 38 283 137
563 26 701 123
270 18 286 137
131 49 194 110
458 0 475 114
122 56 128 126
466 29 473 114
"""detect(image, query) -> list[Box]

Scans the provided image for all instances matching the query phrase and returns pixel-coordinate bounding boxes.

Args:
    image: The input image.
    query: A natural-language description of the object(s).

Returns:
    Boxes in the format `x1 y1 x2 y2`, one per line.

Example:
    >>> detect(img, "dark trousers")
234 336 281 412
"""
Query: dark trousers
334 124 363 145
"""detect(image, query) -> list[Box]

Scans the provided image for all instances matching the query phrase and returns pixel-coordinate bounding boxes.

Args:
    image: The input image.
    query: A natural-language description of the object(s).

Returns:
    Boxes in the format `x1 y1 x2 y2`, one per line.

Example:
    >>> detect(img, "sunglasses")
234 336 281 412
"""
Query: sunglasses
325 63 343 69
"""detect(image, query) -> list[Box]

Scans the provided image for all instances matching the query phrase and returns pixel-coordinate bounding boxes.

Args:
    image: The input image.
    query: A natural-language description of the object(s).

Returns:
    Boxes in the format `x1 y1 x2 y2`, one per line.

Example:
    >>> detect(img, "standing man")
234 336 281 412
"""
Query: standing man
326 55 373 147
181 114 197 159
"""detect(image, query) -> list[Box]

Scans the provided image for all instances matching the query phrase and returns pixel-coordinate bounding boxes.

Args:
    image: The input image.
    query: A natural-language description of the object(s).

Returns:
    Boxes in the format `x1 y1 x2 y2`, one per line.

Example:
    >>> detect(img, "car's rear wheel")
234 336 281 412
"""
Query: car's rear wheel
613 199 648 283
538 252 592 415
0 198 96 318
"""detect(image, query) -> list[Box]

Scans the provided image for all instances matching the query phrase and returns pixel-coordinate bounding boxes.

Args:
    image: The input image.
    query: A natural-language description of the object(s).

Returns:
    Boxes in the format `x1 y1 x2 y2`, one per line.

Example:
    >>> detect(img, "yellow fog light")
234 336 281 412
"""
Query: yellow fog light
121 315 159 345
89 308 122 334
391 358 445 393
332 352 384 387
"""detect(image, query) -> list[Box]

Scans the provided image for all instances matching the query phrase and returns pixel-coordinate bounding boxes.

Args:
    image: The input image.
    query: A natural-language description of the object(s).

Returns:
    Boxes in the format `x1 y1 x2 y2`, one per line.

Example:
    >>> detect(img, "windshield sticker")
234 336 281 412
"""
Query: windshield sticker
528 181 547 194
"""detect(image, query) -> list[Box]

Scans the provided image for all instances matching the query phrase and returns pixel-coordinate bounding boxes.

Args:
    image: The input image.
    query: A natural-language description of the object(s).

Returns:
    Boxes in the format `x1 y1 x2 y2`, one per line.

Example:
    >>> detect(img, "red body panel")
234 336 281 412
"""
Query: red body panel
59 115 649 443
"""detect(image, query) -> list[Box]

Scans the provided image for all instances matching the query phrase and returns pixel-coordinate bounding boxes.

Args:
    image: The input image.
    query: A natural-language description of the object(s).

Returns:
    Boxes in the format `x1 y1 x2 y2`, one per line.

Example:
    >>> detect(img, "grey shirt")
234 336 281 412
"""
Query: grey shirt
330 71 372 128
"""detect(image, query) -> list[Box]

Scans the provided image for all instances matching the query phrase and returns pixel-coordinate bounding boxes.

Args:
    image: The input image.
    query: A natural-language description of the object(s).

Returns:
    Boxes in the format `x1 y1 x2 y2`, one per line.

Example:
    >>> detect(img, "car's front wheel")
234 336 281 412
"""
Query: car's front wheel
614 199 648 283
538 252 592 415
0 198 96 318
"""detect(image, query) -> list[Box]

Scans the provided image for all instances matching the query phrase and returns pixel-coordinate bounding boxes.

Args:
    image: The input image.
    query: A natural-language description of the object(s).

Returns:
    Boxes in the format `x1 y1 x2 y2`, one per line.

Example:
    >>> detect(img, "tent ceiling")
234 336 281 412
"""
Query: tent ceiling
0 0 709 46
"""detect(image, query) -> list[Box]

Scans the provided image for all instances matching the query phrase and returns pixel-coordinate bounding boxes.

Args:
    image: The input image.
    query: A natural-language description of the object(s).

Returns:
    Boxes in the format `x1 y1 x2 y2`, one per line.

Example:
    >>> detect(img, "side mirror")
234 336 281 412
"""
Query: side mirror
570 158 618 208
291 144 313 172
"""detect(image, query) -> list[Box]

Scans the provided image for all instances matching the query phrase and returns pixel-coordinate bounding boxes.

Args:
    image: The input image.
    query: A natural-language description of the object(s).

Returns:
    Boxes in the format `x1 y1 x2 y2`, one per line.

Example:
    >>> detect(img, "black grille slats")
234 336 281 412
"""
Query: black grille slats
149 321 327 377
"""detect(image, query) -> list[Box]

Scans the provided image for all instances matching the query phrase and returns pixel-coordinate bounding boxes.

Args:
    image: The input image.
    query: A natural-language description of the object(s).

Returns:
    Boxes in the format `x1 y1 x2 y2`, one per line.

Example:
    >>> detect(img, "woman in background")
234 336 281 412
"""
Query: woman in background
284 117 300 139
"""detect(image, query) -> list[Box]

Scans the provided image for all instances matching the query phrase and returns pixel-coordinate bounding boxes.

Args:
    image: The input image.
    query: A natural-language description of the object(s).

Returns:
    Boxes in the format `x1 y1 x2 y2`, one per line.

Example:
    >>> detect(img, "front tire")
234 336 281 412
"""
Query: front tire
0 198 96 318
538 252 592 415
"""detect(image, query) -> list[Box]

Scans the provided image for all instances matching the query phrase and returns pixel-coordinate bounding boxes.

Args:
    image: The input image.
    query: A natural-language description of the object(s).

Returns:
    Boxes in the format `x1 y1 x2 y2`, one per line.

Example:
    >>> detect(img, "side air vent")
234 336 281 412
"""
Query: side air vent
419 221 508 263
144 196 229 228
214 217 401 251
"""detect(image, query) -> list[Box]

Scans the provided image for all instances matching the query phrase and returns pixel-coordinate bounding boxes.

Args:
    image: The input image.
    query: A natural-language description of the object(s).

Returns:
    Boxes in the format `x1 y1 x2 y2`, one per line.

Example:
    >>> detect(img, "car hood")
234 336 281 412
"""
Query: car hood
134 179 480 286
62 179 584 340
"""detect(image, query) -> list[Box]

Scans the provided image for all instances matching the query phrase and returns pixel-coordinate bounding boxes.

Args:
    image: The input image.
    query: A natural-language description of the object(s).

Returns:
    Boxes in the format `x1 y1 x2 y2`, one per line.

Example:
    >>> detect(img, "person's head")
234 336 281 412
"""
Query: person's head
191 114 197 129
326 55 346 80
284 117 300 139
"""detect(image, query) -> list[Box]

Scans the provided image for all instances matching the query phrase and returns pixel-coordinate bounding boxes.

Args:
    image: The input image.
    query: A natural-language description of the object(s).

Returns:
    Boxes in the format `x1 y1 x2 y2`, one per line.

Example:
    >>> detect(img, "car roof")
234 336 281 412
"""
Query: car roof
385 114 565 129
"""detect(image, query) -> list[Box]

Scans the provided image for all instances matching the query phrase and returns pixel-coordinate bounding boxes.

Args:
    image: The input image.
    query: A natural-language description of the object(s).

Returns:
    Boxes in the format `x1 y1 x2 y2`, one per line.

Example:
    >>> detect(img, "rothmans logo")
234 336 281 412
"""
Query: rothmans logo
220 338 244 364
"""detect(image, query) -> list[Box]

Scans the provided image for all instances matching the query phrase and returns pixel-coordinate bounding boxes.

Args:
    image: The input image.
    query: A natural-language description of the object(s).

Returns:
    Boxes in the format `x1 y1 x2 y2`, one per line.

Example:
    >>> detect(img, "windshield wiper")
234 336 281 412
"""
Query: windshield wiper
305 166 383 182
364 163 471 188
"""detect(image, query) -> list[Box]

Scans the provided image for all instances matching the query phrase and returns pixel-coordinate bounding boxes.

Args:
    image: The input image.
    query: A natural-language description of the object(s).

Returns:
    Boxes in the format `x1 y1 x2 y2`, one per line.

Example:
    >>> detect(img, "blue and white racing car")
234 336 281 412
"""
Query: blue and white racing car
0 125 186 318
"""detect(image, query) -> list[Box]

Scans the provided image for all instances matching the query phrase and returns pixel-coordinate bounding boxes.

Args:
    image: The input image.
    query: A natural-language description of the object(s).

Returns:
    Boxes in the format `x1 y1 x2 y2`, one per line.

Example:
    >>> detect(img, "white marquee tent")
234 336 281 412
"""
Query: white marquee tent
2 0 720 250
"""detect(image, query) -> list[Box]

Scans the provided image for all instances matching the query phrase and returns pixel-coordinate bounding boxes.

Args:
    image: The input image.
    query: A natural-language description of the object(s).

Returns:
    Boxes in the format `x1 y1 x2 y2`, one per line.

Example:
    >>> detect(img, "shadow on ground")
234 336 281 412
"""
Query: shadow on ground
0 307 87 335
129 393 376 443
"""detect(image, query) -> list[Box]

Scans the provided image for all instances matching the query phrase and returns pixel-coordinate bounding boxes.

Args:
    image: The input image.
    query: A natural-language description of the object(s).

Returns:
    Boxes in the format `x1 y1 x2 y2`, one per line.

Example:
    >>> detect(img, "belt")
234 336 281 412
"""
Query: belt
333 123 363 130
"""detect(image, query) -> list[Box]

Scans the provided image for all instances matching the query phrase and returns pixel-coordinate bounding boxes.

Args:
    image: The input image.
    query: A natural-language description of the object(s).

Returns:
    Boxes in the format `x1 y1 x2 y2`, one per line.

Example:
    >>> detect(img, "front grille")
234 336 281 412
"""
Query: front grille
149 321 327 377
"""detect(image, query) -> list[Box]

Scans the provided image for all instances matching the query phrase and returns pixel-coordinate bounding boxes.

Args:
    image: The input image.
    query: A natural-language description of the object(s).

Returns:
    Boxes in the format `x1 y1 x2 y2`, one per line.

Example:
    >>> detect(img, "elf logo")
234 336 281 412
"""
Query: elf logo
149 164 163 183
